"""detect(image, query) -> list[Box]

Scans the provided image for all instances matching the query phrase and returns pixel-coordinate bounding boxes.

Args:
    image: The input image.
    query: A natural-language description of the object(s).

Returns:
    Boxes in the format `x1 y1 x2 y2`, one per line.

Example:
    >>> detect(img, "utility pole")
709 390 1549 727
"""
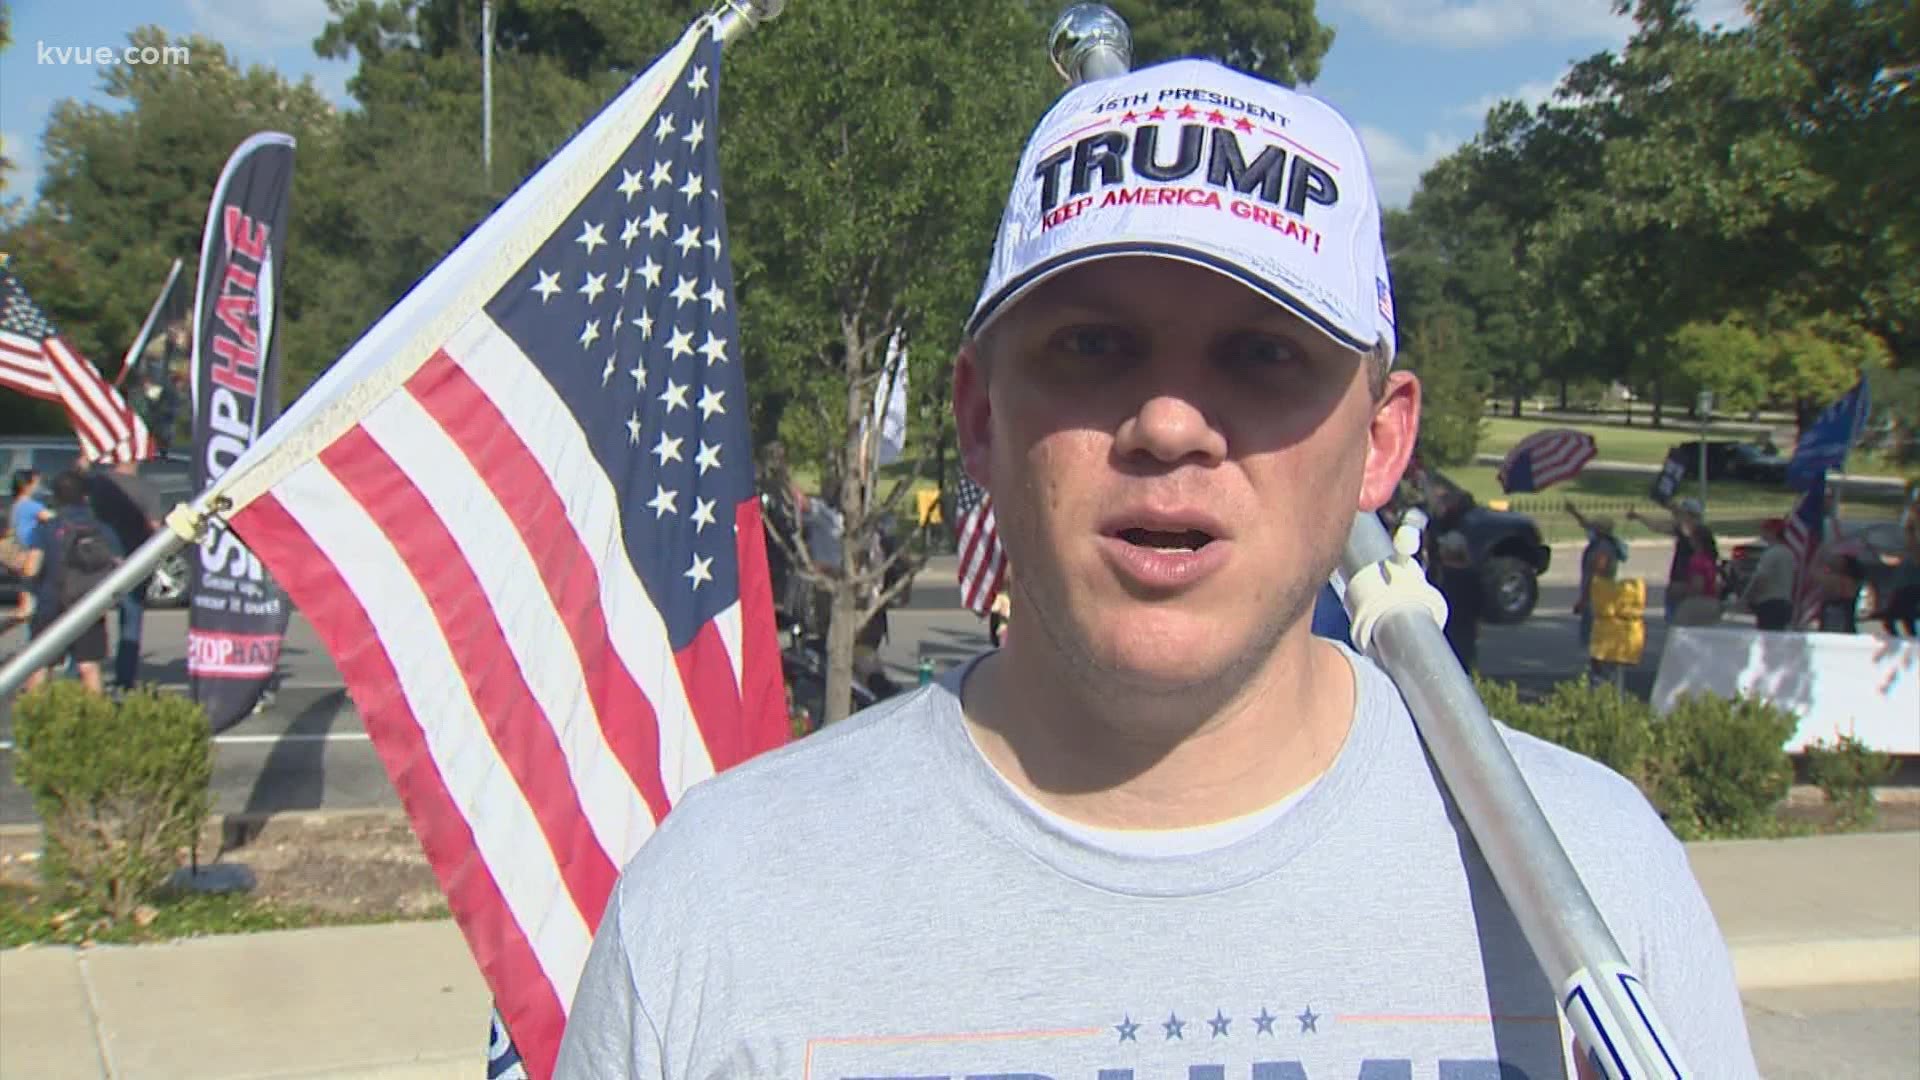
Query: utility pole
482 0 494 187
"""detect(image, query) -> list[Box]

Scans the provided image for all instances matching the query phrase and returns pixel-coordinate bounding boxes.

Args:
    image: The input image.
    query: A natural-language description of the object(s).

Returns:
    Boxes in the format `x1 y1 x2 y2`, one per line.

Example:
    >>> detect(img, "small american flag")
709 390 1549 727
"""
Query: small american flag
212 20 786 1077
1498 428 1597 494
0 270 154 463
954 470 1007 616
1783 472 1826 629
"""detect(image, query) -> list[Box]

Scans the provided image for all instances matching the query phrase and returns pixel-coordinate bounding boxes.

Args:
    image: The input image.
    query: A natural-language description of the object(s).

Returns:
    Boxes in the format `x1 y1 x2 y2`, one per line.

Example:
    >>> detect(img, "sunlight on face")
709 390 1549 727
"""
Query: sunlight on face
956 257 1415 692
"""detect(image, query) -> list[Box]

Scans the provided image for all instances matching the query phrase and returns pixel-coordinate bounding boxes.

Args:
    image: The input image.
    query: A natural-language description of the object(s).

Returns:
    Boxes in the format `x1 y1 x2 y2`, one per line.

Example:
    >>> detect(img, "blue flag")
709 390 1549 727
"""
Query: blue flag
1787 376 1871 490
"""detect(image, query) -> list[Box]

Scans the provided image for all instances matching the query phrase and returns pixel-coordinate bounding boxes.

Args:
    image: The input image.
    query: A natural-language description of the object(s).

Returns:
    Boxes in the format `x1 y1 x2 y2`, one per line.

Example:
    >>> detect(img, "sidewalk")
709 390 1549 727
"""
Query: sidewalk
2 831 1914 1079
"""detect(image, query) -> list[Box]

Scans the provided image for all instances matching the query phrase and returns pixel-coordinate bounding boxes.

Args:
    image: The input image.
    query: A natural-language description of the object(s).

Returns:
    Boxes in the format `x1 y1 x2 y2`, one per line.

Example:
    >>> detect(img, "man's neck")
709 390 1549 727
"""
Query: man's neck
960 629 1357 831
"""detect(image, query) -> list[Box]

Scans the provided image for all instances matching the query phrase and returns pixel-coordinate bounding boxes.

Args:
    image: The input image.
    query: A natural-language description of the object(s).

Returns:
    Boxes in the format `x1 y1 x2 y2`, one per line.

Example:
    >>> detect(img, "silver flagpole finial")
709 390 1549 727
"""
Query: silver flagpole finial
1050 3 1132 85
713 0 786 46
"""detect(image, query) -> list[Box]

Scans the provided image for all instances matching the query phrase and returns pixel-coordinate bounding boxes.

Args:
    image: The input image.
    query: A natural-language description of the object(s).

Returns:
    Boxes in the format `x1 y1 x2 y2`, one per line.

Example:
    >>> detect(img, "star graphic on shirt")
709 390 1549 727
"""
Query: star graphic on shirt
1297 1006 1319 1034
1253 1007 1277 1035
1163 1012 1185 1040
1114 1015 1139 1042
1208 1009 1231 1037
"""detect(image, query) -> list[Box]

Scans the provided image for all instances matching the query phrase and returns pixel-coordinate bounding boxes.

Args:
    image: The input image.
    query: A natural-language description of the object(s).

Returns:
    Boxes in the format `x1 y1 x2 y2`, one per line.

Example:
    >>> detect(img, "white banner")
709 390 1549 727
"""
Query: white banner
1650 626 1920 753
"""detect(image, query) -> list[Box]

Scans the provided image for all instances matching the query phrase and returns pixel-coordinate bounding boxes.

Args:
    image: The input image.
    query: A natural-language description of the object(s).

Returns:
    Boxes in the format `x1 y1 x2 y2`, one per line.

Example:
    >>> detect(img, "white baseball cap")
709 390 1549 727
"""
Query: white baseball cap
966 58 1396 365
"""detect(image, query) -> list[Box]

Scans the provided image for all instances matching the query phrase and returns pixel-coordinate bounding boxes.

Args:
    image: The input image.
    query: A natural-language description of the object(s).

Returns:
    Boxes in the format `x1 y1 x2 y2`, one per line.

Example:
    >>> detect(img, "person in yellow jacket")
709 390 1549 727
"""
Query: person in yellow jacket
1585 543 1646 691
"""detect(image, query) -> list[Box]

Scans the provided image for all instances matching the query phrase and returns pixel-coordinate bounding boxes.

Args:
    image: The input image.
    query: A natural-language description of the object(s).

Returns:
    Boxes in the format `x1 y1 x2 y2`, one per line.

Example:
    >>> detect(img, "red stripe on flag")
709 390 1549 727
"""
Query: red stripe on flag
320 426 621 928
727 496 791 766
231 491 571 1077
675 619 746 771
406 351 674 823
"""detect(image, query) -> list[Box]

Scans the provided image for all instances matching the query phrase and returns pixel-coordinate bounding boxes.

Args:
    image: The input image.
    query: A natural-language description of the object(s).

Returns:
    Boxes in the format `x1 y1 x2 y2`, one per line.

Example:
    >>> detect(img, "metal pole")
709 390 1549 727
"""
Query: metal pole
1697 391 1711 512
482 0 493 187
1048 5 1690 1075
712 0 786 46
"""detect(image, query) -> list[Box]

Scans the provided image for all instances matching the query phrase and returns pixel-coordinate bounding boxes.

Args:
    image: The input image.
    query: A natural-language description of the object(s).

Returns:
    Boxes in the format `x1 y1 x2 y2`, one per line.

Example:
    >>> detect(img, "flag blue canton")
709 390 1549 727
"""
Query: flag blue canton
483 37 752 652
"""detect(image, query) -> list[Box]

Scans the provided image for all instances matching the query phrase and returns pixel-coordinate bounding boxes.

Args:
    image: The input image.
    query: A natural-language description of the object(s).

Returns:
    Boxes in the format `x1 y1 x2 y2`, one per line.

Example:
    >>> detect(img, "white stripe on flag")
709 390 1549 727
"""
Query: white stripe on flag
451 314 719 803
47 339 133 449
273 455 594 997
358 394 659 866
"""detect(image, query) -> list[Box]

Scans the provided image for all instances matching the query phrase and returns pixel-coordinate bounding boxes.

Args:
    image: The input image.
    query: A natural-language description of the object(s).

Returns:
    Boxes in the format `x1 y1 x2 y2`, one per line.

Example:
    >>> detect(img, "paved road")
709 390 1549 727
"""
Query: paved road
0 541 1700 825
1744 980 1920 1079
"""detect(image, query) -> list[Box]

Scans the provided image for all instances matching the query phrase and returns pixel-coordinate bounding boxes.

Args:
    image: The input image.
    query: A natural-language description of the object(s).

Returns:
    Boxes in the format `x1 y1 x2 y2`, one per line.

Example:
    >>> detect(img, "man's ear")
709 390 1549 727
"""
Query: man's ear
952 339 993 489
1359 370 1421 512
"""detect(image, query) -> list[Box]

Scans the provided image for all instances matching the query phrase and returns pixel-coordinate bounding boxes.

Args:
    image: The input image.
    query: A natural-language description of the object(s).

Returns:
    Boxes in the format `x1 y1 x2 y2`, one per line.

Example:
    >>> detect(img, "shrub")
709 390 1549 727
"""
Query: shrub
1804 733 1894 830
1651 692 1797 840
1474 677 1798 840
12 683 214 922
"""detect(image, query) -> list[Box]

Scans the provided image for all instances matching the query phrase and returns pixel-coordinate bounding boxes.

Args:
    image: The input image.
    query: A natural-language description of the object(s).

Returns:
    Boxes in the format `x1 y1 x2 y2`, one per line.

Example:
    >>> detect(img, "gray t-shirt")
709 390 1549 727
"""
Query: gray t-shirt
556 647 1757 1078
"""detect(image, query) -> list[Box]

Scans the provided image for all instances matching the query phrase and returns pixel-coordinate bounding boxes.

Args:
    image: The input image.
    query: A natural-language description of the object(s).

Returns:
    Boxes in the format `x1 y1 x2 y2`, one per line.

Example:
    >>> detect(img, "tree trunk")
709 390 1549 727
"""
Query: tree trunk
822 580 859 727
1651 378 1665 429
1558 377 1569 412
1510 380 1522 418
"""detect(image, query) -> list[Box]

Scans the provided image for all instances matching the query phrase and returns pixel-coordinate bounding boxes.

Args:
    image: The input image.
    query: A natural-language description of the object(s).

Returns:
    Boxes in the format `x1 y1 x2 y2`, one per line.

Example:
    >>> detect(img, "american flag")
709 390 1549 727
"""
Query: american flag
1498 428 1597 494
954 470 1007 616
0 270 154 463
1783 471 1826 629
214 23 786 1078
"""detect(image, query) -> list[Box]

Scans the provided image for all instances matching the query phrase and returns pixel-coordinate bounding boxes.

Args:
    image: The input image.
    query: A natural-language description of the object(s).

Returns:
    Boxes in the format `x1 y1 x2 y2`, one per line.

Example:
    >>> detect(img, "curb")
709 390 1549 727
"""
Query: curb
0 806 412 842
1729 935 1920 990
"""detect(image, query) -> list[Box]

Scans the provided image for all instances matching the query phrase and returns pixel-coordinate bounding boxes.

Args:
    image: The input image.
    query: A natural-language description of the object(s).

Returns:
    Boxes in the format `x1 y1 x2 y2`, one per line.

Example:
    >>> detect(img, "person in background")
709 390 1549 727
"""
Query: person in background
1742 518 1797 631
1565 501 1627 646
85 459 163 690
1585 543 1646 691
19 471 119 695
1630 497 1716 623
1879 504 1919 637
1432 531 1484 674
1814 548 1865 634
4 469 53 633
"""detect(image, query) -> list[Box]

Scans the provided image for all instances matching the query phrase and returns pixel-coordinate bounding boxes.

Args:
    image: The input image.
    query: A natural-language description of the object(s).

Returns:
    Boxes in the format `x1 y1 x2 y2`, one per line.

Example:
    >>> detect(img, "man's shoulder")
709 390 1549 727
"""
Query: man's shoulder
610 686 950 888
1495 722 1686 865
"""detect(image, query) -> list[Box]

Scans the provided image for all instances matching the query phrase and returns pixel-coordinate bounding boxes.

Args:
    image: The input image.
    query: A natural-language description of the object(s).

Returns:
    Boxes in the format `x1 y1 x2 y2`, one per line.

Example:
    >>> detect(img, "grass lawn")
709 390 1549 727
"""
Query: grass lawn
1446 464 1905 544
1479 415 1913 477
1480 416 1704 467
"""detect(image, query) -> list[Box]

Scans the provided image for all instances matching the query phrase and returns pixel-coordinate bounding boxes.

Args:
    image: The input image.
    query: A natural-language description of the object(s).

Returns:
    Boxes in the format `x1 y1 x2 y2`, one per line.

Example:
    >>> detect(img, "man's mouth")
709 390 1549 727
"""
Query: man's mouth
1117 528 1215 552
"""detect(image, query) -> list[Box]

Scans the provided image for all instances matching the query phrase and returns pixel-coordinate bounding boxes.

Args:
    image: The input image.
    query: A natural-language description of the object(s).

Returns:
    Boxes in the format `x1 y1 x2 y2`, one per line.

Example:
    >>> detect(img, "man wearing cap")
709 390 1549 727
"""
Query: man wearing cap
1565 501 1628 646
558 58 1757 1078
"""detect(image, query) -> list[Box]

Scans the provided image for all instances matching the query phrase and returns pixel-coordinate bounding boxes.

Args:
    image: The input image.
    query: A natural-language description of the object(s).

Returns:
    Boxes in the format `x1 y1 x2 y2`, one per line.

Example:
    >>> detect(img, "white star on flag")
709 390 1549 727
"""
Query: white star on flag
684 553 714 589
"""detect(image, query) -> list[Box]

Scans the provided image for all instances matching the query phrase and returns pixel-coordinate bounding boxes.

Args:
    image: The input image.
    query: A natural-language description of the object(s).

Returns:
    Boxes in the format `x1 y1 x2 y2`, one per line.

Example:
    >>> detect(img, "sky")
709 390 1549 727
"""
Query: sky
1 0 1752 211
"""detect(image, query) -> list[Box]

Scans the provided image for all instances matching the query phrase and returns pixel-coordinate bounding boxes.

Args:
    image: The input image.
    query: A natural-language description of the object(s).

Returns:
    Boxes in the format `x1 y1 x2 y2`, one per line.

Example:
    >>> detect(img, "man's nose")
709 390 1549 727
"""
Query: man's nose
1114 387 1227 466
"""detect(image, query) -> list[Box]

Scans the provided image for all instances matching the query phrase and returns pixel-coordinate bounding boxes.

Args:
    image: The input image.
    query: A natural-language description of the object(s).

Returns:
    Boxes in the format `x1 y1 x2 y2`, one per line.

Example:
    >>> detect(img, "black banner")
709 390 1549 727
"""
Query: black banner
188 132 296 732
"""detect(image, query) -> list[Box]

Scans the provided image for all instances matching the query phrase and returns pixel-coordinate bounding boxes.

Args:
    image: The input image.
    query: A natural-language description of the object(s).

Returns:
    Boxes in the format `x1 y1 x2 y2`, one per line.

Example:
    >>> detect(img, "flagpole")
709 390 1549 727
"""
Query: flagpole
1048 5 1690 1077
116 257 184 388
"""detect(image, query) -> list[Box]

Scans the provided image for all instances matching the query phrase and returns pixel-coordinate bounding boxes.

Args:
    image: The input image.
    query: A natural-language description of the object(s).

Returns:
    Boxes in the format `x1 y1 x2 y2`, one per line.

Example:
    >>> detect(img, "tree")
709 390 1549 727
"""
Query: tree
1 27 345 401
1397 315 1489 467
1666 316 1773 414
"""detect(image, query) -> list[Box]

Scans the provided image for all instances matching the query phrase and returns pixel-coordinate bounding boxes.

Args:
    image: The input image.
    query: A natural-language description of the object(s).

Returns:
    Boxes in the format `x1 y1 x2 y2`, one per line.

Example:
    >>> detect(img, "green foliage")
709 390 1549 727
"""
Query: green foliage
1396 0 1915 438
1803 733 1894 830
1475 676 1798 840
1668 316 1774 414
1651 692 1798 840
1399 315 1489 466
12 684 214 924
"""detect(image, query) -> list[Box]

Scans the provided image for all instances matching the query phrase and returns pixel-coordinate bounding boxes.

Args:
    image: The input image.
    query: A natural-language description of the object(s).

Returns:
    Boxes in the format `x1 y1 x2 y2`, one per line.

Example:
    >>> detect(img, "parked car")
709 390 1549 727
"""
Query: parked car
1404 470 1554 623
1 436 198 609
1665 439 1790 486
